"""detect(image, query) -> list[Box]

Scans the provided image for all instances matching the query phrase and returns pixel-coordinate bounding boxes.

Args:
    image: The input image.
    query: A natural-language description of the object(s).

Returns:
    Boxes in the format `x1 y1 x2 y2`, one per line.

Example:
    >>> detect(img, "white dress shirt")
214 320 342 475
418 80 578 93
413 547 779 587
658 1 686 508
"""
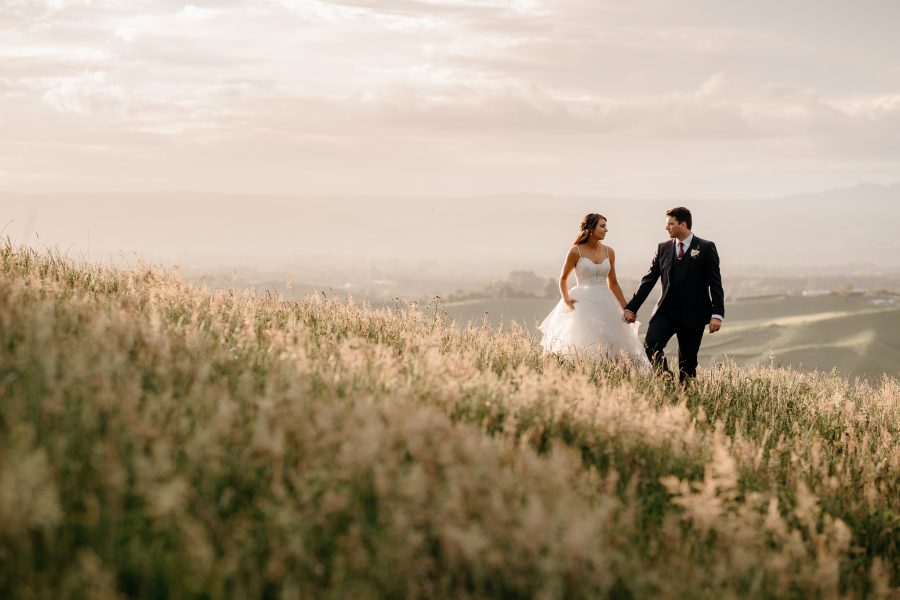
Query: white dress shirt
676 234 723 323
675 233 693 258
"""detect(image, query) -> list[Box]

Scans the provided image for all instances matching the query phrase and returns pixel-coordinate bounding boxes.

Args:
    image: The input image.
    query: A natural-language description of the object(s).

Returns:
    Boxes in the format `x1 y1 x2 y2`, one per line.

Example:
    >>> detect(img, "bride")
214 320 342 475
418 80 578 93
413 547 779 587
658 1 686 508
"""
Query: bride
539 213 651 370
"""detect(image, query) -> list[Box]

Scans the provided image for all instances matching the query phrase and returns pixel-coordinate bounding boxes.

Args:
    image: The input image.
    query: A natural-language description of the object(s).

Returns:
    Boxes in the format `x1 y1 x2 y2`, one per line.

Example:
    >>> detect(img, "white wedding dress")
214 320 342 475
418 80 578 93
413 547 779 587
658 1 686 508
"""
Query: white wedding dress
539 255 651 371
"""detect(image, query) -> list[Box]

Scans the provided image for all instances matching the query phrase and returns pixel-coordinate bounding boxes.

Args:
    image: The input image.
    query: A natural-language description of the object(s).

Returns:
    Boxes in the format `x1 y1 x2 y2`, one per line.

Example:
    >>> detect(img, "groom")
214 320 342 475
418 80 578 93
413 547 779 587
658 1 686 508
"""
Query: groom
623 207 724 381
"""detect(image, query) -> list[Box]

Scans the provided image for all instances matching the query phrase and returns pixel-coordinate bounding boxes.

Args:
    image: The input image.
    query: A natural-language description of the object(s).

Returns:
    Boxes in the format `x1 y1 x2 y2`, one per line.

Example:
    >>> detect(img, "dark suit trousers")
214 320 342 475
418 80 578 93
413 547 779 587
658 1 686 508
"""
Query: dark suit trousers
644 309 705 381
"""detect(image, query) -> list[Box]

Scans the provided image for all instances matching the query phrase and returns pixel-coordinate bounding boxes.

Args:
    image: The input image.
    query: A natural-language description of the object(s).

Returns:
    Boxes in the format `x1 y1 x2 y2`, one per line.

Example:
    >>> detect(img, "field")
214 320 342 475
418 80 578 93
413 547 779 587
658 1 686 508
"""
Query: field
443 294 900 381
1 243 898 598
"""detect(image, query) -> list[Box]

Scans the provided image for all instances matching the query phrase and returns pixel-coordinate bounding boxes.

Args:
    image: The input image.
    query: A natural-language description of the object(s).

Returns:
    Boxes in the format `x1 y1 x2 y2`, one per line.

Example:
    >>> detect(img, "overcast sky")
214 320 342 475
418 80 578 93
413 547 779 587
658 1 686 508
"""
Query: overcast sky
3 0 900 198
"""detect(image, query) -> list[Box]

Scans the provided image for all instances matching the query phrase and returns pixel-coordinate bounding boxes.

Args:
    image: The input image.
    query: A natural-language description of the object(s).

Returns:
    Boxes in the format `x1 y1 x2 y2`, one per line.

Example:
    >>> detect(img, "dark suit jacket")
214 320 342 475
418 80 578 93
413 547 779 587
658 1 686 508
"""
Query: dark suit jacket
625 236 724 327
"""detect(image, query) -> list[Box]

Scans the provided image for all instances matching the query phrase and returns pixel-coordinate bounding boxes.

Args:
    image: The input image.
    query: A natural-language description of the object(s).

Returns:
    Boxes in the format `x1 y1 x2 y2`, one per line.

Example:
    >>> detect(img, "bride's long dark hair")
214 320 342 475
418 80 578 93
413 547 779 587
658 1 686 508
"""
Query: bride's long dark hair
573 213 606 245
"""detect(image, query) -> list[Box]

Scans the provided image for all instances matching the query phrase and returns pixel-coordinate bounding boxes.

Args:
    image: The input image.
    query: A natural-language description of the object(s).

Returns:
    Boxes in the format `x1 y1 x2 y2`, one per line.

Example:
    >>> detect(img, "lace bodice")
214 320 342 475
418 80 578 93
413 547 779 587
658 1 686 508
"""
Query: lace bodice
574 257 610 286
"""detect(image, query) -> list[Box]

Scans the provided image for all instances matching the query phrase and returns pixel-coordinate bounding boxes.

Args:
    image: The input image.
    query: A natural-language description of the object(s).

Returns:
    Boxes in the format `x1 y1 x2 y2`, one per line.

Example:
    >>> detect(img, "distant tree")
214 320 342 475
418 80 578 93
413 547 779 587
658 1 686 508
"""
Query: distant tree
505 270 545 296
543 278 558 298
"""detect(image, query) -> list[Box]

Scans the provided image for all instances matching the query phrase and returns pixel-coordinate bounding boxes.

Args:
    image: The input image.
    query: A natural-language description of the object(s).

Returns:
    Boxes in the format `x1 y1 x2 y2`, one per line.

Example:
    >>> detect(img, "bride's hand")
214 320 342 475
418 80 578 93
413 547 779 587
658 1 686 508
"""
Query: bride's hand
564 298 576 310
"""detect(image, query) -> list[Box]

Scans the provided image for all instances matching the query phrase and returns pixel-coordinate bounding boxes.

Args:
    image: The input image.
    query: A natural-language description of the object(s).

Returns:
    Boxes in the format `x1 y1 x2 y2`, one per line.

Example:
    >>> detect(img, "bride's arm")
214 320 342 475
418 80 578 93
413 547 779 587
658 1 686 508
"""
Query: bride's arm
559 247 579 309
606 248 628 310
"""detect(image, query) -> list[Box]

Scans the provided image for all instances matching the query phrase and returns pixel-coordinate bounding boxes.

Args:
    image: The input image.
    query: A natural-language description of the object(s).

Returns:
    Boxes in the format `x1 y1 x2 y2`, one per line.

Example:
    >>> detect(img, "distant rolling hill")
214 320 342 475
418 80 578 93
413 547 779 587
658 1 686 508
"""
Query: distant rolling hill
443 294 900 381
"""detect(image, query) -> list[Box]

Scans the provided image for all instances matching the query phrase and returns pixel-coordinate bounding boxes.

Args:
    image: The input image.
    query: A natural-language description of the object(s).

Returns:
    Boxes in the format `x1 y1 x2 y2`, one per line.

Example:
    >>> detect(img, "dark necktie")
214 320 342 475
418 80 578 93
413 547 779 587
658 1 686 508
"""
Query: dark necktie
678 241 685 260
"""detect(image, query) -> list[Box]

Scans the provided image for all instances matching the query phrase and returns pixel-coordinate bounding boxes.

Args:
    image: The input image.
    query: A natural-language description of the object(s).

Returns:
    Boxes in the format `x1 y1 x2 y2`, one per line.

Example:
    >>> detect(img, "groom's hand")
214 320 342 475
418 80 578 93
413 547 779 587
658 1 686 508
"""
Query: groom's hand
623 309 636 323
709 318 722 333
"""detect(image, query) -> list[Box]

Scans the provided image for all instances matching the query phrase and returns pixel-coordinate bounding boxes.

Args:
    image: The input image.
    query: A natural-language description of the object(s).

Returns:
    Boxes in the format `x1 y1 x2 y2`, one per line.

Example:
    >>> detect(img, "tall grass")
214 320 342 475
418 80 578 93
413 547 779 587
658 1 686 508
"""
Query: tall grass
0 241 897 598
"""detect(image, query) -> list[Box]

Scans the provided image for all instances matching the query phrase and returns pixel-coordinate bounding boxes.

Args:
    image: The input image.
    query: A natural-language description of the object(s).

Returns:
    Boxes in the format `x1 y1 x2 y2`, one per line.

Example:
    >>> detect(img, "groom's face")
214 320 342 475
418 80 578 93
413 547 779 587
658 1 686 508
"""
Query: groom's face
665 216 689 239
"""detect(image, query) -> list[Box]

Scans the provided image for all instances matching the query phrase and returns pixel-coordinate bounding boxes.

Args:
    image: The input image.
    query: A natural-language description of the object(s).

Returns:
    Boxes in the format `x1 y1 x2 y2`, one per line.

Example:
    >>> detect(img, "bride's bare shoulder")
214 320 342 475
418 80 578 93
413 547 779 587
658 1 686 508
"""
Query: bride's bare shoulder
565 245 581 265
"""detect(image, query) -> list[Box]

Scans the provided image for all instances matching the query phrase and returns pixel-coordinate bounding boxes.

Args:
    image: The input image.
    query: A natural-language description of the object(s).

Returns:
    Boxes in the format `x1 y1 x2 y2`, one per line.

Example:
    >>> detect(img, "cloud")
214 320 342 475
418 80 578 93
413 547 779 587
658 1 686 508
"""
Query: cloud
838 93 900 119
3 0 92 9
1 0 899 196
340 72 899 153
179 5 219 20
41 70 125 115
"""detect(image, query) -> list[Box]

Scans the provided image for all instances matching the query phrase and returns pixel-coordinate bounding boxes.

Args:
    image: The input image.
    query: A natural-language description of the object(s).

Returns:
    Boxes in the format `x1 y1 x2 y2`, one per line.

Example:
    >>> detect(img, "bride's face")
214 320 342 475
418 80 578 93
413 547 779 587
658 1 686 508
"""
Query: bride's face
592 219 608 241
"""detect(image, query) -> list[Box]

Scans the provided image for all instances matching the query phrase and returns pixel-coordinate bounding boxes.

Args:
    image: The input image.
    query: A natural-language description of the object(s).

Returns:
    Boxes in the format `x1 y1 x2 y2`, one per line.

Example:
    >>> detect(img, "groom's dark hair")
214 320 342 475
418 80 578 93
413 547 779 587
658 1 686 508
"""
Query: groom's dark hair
666 207 692 229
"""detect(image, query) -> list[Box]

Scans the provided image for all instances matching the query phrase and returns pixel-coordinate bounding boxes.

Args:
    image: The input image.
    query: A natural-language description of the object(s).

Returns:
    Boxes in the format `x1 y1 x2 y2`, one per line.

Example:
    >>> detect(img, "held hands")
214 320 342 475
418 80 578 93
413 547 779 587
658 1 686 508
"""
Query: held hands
709 318 722 333
623 309 637 324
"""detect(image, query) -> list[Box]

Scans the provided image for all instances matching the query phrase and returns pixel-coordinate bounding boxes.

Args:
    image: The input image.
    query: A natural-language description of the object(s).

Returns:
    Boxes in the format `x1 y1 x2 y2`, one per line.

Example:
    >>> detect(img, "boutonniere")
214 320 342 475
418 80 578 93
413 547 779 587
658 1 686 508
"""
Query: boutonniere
690 249 700 259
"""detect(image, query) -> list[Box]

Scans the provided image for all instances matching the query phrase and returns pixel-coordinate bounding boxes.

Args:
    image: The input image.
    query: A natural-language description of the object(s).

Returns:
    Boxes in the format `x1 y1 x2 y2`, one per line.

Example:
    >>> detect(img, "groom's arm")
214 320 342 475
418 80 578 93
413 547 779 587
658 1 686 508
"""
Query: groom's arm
625 245 661 314
705 242 725 319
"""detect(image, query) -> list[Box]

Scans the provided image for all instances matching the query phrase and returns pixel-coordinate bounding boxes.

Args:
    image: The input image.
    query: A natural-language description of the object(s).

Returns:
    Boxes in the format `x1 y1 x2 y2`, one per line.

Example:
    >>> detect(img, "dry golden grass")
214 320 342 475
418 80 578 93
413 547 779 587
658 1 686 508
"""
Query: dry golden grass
1 241 897 598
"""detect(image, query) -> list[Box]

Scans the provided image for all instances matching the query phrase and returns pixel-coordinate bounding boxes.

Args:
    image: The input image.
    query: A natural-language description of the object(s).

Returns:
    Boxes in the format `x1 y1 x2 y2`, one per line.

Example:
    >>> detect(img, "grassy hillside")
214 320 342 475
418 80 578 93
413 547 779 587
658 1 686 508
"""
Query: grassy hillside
1 242 898 598
703 302 900 378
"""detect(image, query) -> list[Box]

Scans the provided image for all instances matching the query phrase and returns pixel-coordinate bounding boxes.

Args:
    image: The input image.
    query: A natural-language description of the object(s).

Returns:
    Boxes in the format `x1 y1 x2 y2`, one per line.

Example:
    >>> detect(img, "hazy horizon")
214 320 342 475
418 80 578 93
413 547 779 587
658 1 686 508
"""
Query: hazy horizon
5 183 900 282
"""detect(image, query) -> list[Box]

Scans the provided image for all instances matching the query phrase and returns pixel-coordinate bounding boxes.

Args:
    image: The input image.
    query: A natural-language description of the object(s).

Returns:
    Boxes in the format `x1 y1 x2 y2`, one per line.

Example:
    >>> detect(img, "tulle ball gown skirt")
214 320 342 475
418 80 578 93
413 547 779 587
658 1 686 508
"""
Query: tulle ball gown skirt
539 284 651 371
